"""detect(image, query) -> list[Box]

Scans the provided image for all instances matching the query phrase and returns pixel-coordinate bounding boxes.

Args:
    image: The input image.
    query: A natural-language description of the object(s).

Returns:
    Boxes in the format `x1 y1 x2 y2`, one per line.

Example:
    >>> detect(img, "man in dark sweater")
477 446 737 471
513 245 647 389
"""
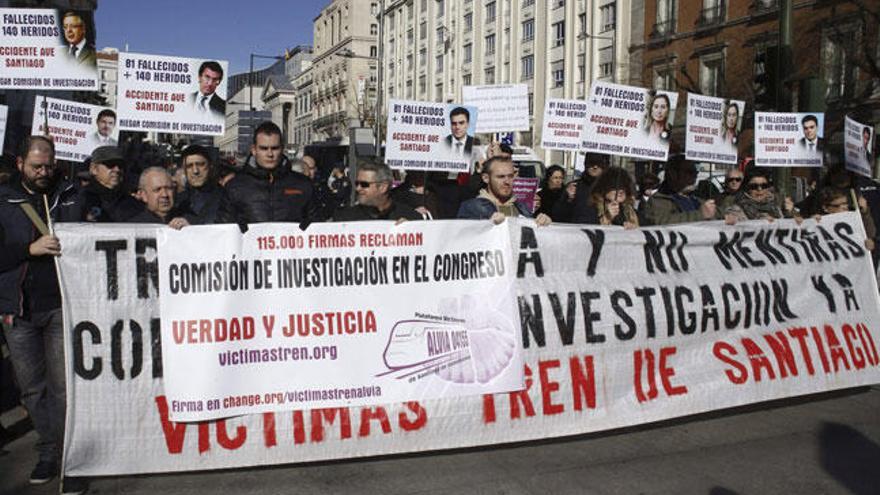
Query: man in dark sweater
333 161 423 222
0 136 85 487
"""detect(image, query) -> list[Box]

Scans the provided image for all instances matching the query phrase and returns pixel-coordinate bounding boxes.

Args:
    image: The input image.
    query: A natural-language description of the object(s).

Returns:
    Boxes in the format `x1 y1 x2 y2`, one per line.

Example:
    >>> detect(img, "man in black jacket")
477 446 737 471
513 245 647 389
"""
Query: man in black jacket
216 122 314 229
129 167 195 229
0 136 85 486
83 146 143 222
176 145 222 224
333 161 423 222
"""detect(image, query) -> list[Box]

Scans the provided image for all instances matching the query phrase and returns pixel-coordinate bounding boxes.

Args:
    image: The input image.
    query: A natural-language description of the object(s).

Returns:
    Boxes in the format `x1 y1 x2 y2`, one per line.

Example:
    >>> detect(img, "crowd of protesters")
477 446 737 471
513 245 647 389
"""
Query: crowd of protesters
1 120 879 495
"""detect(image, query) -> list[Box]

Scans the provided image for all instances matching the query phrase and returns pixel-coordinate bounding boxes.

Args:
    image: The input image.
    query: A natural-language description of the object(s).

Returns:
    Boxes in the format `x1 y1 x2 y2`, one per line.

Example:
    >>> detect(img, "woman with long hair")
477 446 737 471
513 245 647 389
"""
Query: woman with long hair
590 167 639 228
719 101 740 146
536 165 565 218
644 92 671 142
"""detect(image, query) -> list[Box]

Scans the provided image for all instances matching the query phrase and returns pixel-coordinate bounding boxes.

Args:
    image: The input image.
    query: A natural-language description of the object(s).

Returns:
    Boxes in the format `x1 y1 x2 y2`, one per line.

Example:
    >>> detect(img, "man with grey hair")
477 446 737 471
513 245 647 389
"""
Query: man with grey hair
332 161 423 221
129 167 193 229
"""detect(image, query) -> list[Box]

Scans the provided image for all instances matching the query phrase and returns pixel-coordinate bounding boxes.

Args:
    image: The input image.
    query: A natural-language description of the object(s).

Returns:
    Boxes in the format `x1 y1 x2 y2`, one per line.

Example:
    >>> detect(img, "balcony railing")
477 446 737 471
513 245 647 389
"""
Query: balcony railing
650 19 676 39
697 1 725 28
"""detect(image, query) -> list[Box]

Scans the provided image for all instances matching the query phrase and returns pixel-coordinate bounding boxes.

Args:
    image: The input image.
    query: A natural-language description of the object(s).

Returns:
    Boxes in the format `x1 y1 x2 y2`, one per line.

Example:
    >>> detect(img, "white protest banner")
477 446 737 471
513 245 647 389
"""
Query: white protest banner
386 100 479 173
845 116 874 178
462 84 529 133
541 99 588 151
685 94 744 165
156 222 522 421
0 104 7 151
116 52 228 136
31 96 118 162
581 82 678 161
755 112 824 167
58 216 880 476
0 8 97 90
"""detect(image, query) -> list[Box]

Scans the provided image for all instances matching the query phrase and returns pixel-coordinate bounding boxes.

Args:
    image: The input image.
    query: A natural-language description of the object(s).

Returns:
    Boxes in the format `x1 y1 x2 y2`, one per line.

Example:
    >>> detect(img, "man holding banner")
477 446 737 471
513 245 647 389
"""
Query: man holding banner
0 136 84 486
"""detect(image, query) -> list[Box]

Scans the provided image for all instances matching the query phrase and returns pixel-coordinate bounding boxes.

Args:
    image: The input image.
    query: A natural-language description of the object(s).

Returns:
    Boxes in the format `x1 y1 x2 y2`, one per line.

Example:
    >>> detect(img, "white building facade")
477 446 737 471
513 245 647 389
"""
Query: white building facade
381 0 630 166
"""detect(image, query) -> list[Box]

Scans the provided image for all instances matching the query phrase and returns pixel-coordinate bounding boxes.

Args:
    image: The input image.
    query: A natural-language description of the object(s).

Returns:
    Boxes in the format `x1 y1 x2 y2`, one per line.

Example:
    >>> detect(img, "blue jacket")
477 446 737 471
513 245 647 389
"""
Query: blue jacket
0 177 85 316
457 197 533 220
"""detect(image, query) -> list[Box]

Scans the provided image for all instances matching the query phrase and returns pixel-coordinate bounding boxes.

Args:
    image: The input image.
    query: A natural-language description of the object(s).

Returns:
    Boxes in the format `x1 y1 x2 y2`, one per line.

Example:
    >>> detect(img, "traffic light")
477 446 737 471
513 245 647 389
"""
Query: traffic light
753 46 778 110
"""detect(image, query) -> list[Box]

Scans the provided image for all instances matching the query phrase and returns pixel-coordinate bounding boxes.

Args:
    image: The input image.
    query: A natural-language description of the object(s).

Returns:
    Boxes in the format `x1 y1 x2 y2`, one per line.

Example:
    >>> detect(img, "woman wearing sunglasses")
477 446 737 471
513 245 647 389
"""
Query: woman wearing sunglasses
726 168 795 222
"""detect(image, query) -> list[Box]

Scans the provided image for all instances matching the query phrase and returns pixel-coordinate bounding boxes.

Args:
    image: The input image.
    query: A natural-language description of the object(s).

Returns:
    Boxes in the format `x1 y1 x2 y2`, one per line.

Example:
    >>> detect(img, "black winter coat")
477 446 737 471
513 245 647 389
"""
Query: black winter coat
216 156 314 228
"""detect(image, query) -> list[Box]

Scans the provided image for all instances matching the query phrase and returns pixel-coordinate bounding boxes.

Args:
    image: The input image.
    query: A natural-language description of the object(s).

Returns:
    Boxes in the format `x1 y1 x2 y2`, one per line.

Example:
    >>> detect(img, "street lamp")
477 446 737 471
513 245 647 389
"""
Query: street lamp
335 47 383 156
249 53 286 111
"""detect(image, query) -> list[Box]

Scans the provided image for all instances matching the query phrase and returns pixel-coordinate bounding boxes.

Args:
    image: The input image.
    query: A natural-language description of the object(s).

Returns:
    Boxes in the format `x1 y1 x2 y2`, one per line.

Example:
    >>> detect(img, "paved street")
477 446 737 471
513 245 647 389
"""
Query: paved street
1 386 878 495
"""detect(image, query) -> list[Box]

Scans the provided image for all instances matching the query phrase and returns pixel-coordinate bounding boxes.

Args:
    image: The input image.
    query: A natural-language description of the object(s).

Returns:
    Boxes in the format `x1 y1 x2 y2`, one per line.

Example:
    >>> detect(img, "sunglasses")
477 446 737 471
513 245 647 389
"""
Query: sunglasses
726 177 743 183
748 182 771 191
355 181 376 188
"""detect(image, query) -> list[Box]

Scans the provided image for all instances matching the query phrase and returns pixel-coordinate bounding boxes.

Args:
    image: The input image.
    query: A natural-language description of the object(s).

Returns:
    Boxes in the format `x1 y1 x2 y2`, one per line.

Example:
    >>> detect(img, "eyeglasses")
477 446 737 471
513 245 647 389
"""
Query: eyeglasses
748 182 771 191
355 181 376 189
726 177 743 183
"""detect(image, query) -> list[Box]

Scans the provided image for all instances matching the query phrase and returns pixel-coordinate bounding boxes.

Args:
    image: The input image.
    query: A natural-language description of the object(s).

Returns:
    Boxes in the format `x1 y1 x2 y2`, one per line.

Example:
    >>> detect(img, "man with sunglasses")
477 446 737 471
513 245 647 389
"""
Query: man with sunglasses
333 161 423 222
82 146 143 223
0 136 87 490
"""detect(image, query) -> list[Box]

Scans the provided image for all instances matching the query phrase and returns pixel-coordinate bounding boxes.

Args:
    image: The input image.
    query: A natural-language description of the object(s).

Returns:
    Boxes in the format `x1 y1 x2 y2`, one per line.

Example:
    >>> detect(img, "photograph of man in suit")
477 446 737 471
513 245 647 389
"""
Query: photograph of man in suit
189 61 226 117
865 126 875 166
61 10 96 66
798 114 824 154
445 107 474 156
88 109 117 148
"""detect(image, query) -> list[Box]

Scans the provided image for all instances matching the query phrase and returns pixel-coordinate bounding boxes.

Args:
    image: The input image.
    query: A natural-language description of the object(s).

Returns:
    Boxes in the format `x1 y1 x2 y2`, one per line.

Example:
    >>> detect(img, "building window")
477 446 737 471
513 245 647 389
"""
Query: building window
822 24 860 102
699 52 724 96
419 48 427 65
528 93 534 114
421 0 427 12
419 74 426 93
521 55 534 80
522 19 534 42
485 67 495 84
371 3 378 15
437 0 444 18
406 79 414 98
464 13 473 32
436 55 444 72
464 73 472 85
435 83 443 102
600 3 616 32
578 62 585 81
699 0 724 26
420 22 427 39
464 43 473 63
599 46 614 79
553 67 564 87
486 1 496 23
485 34 496 55
553 21 565 47
579 13 587 35
407 28 414 44
437 27 445 44
523 0 534 7
653 65 676 91
654 0 677 36
370 24 378 35
370 46 377 57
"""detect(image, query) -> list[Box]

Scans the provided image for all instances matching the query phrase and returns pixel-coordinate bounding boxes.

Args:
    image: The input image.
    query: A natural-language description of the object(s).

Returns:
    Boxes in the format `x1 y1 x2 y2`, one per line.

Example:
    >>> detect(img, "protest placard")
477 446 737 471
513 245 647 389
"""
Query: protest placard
30 96 118 162
513 178 539 212
386 100 479 173
580 82 678 161
755 112 824 167
541 99 588 151
462 84 529 133
844 116 874 178
685 94 744 165
0 104 7 151
0 8 97 90
58 216 880 476
156 221 522 421
116 52 228 136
